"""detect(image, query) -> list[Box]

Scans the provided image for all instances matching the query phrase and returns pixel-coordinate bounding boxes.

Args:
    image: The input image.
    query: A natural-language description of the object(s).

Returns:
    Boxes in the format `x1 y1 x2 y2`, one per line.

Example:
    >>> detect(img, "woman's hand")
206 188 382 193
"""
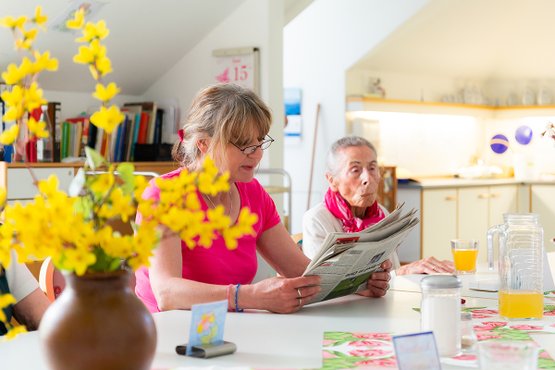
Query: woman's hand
243 275 321 314
358 259 392 298
396 257 454 275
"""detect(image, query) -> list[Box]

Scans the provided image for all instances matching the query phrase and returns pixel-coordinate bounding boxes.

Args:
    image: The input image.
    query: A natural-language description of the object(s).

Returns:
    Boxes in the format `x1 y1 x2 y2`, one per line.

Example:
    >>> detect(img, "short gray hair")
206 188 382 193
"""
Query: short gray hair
326 136 377 175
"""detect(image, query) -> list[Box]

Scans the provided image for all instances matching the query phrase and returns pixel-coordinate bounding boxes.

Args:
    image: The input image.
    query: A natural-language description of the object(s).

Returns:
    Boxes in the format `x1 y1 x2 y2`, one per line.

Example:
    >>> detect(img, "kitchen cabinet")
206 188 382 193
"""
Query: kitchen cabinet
421 188 457 261
531 184 555 252
458 185 518 263
410 182 522 263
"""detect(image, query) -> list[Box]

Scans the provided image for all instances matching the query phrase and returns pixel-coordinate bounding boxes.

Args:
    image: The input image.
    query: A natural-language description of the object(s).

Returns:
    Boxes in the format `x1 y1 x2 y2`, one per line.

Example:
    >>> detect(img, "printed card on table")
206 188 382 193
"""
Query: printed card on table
392 331 441 370
187 300 228 356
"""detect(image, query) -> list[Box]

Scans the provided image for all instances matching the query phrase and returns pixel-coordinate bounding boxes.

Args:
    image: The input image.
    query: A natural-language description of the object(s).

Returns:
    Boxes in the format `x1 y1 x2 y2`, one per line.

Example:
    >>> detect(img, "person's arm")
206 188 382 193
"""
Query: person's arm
148 233 230 311
396 257 454 275
148 228 321 314
12 288 50 330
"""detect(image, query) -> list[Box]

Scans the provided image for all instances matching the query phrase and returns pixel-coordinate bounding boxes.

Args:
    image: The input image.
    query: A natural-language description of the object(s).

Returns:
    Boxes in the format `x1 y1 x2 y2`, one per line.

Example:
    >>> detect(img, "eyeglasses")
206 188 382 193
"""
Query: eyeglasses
231 135 274 155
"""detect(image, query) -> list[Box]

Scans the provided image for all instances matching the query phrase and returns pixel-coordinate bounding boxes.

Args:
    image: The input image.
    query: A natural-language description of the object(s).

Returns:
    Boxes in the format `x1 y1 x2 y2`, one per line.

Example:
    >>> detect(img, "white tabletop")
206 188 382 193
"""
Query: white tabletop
0 282 507 370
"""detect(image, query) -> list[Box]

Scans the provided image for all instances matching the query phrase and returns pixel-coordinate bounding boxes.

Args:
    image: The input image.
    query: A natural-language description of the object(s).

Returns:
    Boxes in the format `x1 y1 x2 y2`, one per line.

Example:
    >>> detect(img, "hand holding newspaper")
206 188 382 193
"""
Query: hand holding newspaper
303 203 419 303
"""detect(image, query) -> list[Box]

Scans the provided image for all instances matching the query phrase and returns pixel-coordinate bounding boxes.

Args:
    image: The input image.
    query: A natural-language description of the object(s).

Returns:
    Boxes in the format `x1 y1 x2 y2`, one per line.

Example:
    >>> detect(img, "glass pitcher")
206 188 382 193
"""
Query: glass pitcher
487 213 544 320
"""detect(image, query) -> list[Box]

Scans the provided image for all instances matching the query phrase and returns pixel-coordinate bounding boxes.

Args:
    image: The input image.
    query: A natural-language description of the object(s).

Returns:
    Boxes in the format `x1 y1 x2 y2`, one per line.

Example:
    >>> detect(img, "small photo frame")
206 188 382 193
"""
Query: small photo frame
186 300 228 356
392 331 441 370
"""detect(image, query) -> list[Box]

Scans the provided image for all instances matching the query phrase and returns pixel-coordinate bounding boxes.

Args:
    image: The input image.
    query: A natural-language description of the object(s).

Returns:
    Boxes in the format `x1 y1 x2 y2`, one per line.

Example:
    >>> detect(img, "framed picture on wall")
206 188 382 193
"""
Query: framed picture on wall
212 47 260 94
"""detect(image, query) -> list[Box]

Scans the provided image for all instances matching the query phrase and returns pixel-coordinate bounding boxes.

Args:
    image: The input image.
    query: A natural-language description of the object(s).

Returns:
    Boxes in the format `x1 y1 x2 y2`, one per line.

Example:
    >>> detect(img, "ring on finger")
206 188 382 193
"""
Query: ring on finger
297 288 302 298
298 297 302 307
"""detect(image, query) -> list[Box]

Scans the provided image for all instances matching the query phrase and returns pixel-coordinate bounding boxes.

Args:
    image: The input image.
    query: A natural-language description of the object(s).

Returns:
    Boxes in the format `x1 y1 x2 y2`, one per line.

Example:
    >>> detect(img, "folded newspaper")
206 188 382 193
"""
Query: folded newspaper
303 203 419 303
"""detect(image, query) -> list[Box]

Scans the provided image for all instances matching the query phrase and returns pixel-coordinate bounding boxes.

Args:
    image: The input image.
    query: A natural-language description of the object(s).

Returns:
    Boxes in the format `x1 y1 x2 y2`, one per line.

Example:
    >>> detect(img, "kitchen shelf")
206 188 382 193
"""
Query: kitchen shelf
346 96 555 118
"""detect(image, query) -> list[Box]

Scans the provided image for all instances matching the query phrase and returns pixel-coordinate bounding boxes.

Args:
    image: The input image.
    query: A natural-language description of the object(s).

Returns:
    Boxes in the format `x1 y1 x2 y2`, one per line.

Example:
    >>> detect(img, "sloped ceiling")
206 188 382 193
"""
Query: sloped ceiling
0 0 246 95
352 0 555 81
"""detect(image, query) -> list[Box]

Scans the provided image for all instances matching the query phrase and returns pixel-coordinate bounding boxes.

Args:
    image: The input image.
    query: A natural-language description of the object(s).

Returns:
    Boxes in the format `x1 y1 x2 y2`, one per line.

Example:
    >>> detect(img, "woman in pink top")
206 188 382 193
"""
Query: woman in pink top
135 84 392 314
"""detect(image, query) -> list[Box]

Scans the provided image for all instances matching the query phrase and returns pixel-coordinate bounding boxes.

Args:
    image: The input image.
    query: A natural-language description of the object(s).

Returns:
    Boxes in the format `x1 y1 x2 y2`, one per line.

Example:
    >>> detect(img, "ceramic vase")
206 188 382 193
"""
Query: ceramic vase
39 270 156 370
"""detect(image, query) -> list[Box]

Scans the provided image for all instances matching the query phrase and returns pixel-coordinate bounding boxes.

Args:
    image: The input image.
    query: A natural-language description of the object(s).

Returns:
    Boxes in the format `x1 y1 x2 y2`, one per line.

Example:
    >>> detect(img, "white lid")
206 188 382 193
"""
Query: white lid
420 275 462 289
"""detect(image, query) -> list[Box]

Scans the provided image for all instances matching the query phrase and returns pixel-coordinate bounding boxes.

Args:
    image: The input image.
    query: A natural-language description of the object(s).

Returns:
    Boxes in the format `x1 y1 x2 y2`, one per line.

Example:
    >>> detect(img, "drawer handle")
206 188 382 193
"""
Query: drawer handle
444 196 456 201
490 193 498 198
478 193 490 199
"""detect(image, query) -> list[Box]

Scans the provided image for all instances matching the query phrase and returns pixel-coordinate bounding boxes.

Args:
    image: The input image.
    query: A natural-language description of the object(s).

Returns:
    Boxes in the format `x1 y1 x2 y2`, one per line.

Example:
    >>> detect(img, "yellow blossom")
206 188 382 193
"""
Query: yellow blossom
1 64 24 85
27 117 49 138
0 125 19 145
0 16 26 30
62 248 97 276
33 51 58 73
24 82 47 111
90 172 115 194
32 6 47 26
90 105 124 134
95 55 112 77
4 325 28 340
66 8 85 30
0 187 6 207
93 82 120 102
77 20 110 43
0 293 16 309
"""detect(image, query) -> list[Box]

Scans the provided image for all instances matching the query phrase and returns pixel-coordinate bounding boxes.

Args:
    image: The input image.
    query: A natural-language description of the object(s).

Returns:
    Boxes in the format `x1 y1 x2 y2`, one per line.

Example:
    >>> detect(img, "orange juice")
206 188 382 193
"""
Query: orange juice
499 291 543 319
452 249 478 273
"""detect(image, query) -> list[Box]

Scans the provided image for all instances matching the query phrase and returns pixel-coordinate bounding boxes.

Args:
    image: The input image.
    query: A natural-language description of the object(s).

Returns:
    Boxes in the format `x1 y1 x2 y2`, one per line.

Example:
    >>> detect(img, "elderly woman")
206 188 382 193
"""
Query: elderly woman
135 85 392 314
303 136 454 275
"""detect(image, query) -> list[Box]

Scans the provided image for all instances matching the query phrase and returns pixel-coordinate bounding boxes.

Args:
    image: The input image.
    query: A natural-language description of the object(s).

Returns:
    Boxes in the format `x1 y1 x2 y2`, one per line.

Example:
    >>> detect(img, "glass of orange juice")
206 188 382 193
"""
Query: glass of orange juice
451 239 478 274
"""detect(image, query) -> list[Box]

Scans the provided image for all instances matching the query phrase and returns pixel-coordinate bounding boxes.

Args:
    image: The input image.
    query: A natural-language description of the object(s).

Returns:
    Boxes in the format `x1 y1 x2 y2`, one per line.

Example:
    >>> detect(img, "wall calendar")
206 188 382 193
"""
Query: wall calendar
212 47 260 94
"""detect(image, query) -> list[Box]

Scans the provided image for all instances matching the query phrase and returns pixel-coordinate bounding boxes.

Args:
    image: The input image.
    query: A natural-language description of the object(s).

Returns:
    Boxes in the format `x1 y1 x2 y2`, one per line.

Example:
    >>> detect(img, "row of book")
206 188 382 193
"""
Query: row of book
0 100 172 163
61 102 166 162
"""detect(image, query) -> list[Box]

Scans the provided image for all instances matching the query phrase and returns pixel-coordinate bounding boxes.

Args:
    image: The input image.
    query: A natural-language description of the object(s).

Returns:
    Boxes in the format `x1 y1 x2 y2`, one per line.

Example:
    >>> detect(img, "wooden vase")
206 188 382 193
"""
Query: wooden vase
39 270 157 370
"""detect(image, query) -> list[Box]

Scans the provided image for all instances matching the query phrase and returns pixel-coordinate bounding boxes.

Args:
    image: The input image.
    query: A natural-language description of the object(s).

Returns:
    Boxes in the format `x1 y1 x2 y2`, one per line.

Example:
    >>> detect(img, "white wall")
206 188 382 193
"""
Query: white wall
283 0 428 233
142 0 284 171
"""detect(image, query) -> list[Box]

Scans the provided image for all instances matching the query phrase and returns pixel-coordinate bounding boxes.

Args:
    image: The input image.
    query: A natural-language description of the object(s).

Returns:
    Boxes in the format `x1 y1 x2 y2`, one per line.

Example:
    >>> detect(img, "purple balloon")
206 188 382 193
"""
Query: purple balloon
490 134 509 154
515 125 533 145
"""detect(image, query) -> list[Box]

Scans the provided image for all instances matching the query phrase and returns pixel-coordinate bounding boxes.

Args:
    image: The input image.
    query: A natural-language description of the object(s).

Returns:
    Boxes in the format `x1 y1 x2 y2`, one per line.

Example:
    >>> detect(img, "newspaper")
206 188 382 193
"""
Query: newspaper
303 203 419 303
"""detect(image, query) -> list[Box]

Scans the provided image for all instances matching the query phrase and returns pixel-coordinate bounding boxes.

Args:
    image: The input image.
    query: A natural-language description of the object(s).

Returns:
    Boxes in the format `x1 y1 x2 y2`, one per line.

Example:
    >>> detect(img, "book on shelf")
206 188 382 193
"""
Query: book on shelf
123 101 158 144
303 203 418 304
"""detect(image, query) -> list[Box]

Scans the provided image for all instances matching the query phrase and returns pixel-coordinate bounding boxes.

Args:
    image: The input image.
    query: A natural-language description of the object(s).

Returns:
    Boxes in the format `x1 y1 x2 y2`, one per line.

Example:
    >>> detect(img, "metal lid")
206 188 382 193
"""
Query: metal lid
420 275 462 289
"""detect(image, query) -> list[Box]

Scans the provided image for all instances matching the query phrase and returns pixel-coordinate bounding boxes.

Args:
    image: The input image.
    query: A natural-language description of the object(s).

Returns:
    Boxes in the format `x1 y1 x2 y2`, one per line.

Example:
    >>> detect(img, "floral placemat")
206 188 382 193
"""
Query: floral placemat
322 307 555 370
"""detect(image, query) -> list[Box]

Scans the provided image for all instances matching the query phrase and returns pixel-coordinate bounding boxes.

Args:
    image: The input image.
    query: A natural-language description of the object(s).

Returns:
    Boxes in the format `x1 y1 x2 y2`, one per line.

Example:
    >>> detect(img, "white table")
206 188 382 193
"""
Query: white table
0 283 504 370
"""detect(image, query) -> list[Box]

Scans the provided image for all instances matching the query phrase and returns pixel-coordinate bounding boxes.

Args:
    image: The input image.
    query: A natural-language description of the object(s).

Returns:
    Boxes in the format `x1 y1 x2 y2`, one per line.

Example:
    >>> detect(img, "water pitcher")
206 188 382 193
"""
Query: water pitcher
487 213 544 319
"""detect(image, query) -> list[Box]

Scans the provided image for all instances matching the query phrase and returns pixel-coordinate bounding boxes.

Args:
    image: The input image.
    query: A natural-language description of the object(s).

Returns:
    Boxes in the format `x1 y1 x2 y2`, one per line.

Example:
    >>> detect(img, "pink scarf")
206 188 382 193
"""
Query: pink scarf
324 188 385 233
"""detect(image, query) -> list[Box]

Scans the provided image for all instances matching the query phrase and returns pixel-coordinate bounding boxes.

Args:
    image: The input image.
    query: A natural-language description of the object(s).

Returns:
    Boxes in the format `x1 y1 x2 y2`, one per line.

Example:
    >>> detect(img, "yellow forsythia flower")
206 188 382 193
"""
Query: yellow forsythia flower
33 51 58 73
77 20 110 43
33 6 47 26
0 125 19 145
0 16 26 30
1 64 24 85
93 82 120 102
90 105 124 134
4 325 27 340
66 8 85 30
27 117 49 138
0 187 6 207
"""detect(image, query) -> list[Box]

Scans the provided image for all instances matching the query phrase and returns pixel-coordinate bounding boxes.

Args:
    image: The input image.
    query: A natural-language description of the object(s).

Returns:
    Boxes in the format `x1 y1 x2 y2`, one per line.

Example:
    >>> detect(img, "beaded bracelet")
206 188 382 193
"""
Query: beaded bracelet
235 283 244 312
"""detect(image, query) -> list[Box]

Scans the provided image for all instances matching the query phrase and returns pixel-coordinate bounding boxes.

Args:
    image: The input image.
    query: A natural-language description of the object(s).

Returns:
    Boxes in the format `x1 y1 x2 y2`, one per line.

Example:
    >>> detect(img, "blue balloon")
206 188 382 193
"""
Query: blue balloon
515 125 533 145
490 134 509 154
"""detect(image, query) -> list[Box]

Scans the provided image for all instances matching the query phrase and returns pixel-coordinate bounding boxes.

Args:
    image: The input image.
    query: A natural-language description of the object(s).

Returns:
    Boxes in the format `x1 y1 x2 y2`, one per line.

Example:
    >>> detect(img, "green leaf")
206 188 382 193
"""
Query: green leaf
73 196 93 219
116 162 135 195
85 146 107 170
69 168 86 197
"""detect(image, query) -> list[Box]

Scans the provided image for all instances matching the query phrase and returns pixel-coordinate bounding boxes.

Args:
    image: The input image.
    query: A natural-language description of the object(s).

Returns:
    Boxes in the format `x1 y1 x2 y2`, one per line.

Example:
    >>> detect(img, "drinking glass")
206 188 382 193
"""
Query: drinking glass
478 341 538 370
451 239 478 274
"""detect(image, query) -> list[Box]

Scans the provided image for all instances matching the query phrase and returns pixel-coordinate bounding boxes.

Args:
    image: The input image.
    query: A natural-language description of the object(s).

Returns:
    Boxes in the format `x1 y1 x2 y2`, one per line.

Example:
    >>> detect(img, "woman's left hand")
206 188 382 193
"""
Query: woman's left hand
358 259 392 298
